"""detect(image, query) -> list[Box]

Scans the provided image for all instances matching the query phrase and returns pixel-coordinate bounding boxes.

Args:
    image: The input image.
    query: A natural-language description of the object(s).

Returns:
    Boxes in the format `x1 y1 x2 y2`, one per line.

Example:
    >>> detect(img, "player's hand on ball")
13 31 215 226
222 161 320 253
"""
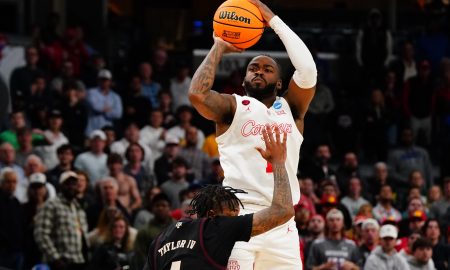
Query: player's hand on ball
212 33 243 54
247 0 275 26
256 124 287 164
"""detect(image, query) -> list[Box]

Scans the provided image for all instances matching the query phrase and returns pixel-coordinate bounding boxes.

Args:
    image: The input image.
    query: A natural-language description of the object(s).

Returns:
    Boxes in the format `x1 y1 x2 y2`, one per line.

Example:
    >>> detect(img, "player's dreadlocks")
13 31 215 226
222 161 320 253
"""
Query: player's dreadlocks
188 185 247 218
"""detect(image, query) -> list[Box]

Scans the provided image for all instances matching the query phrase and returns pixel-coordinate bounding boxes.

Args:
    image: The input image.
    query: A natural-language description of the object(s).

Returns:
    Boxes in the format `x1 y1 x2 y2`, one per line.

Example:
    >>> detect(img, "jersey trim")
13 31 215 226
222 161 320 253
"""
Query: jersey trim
199 218 227 270
153 233 164 270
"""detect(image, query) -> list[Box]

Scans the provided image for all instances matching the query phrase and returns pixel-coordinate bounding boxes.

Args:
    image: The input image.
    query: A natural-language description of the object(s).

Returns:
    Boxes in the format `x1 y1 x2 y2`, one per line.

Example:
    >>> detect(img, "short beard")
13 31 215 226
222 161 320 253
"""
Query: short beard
244 80 277 101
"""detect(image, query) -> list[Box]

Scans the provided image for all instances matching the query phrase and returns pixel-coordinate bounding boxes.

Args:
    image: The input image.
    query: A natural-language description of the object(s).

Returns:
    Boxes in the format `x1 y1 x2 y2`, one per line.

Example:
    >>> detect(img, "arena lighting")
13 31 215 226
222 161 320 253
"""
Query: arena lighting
193 49 338 78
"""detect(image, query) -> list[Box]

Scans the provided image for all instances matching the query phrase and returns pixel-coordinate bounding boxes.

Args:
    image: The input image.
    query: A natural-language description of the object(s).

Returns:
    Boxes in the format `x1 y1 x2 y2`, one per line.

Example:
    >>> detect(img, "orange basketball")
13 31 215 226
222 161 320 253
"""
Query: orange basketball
213 0 264 49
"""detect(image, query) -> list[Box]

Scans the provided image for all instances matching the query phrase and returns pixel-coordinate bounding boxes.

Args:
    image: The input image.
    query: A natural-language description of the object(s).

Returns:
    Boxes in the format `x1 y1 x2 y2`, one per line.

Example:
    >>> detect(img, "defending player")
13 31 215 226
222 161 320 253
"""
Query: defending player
188 0 317 268
144 125 294 270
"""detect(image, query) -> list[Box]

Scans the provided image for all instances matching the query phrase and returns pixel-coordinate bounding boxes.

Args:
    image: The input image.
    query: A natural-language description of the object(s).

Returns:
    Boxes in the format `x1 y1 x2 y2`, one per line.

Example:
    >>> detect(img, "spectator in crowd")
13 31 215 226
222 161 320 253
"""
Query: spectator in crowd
0 110 45 150
9 46 44 101
34 171 89 270
303 214 325 259
133 187 161 230
87 206 137 251
88 215 135 270
123 142 153 193
179 126 210 181
85 69 123 136
22 170 49 268
133 193 175 270
167 105 205 149
202 158 224 185
151 48 171 88
364 224 409 270
390 41 418 82
373 184 402 223
50 60 85 97
403 60 435 147
60 28 89 77
367 162 396 203
122 75 152 128
422 219 450 270
15 127 41 168
388 127 433 188
362 89 392 161
336 152 362 197
21 171 56 204
406 238 435 270
160 157 189 209
140 109 166 159
299 176 320 205
408 170 427 199
110 122 153 171
399 209 428 238
26 75 53 128
0 168 23 270
359 219 380 266
74 130 108 185
86 177 131 231
295 199 313 237
430 177 450 220
318 181 353 229
76 170 95 213
0 142 26 199
357 204 374 219
399 231 421 259
427 185 442 206
299 143 337 184
139 62 161 108
154 136 180 185
306 209 361 270
157 91 176 127
170 64 191 109
107 153 141 213
60 82 88 149
356 8 393 85
46 144 74 190
101 126 116 154
341 177 370 218
35 109 68 169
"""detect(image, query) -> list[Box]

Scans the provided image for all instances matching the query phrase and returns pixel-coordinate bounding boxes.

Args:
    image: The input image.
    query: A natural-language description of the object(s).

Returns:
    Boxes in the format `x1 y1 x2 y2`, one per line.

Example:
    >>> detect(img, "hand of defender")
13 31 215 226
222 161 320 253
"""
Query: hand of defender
247 0 275 27
212 33 243 54
256 124 287 164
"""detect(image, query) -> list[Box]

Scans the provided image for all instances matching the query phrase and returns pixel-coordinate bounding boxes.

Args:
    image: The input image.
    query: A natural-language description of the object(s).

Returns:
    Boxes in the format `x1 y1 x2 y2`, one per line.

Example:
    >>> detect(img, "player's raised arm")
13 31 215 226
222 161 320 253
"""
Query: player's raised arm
188 35 241 124
251 125 294 236
249 0 317 132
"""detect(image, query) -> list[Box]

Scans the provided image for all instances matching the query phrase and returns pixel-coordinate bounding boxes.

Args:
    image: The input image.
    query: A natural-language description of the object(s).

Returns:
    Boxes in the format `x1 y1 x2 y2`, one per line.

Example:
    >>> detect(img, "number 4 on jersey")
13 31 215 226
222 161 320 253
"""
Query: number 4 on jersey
266 161 273 173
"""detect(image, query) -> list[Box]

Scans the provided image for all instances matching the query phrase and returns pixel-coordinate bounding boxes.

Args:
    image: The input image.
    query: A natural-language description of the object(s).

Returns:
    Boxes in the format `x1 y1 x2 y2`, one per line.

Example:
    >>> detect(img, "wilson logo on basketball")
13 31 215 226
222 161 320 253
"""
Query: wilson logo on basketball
218 11 251 24
240 120 293 137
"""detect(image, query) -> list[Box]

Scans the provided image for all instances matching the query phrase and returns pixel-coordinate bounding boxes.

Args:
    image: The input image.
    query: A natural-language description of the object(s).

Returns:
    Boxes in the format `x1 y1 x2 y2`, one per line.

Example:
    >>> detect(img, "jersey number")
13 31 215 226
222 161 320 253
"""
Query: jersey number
171 261 181 270
266 161 273 173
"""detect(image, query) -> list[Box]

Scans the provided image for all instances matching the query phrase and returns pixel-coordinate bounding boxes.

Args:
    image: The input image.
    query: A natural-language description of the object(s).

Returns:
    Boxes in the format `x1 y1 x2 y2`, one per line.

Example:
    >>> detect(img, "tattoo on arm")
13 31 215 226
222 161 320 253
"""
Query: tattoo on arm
251 163 293 236
189 44 223 95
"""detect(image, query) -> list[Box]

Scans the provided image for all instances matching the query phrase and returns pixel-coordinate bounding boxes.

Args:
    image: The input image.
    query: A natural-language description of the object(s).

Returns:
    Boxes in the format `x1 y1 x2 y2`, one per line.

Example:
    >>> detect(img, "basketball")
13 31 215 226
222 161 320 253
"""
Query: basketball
213 0 264 49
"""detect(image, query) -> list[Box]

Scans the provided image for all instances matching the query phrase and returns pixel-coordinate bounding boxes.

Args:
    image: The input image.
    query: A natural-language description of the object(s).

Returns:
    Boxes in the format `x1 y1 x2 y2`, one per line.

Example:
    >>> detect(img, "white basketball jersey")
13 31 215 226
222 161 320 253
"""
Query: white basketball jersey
218 94 303 208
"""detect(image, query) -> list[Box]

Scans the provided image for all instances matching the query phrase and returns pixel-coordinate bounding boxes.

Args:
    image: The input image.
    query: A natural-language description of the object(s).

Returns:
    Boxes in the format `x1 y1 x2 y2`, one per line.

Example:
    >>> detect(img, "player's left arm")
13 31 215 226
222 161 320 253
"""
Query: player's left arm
249 0 317 134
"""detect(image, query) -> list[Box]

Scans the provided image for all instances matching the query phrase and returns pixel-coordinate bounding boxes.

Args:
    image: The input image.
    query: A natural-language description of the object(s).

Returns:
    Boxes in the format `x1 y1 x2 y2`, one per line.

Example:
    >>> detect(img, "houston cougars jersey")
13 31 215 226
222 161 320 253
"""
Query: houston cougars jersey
218 94 303 208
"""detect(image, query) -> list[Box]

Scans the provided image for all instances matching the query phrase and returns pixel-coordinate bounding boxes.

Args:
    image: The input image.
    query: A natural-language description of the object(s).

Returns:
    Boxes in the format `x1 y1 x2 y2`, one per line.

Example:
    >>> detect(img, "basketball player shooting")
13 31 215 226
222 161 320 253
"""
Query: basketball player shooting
188 0 317 268
144 126 294 270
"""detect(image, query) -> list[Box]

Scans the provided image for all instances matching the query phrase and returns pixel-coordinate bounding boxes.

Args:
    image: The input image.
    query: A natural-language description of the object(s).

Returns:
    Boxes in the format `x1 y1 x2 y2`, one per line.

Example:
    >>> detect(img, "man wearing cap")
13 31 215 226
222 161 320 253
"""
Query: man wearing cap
74 130 108 185
307 209 361 270
85 69 122 136
359 219 380 266
34 171 88 270
0 167 24 269
35 110 69 169
318 183 352 229
364 224 409 270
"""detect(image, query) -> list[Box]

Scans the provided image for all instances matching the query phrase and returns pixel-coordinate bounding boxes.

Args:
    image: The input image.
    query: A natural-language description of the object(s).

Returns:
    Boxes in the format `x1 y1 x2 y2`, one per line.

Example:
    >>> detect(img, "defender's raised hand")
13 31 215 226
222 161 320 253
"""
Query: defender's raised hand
247 0 275 26
256 124 287 165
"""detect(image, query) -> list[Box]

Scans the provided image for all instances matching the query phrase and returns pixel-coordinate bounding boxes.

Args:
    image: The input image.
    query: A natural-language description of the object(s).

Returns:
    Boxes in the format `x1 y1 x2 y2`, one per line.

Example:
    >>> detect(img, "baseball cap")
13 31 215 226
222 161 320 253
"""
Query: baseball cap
59 171 78 184
89 129 107 140
29 173 46 185
98 69 112 80
321 194 338 205
326 209 344 220
362 218 380 230
48 109 62 118
409 210 427 221
165 135 180 146
379 224 398 239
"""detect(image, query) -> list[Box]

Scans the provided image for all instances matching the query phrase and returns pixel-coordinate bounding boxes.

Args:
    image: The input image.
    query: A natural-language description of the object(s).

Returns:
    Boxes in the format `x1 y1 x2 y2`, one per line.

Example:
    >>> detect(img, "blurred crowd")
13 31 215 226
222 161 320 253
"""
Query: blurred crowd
0 2 449 270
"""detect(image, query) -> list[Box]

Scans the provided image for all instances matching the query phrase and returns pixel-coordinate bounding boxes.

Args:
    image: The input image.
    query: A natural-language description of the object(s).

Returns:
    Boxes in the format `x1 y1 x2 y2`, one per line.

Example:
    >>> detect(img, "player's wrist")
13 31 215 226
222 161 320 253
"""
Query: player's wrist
268 16 283 30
